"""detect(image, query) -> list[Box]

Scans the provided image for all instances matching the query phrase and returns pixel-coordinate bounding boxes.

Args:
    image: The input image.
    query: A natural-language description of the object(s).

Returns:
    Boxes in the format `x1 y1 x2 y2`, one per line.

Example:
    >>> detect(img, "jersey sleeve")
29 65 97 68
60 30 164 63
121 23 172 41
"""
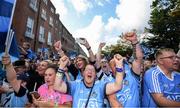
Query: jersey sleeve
144 68 163 93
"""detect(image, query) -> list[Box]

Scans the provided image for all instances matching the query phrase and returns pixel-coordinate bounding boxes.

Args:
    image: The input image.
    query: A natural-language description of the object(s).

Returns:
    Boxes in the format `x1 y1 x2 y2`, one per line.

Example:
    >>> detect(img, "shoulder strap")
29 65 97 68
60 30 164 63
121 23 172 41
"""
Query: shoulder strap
85 81 95 108
98 72 104 80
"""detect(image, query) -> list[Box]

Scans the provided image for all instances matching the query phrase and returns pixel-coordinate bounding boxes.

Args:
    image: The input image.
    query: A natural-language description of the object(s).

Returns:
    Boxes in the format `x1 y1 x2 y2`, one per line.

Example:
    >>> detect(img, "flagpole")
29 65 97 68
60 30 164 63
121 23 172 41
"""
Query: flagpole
5 0 17 54
3 0 17 70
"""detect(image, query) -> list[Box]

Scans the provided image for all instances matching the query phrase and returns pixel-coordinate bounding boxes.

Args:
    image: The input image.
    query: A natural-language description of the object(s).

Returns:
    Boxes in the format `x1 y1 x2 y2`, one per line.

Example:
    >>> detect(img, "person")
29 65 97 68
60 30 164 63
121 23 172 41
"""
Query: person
31 65 72 107
1 54 29 107
110 31 144 107
142 48 180 107
19 42 36 61
54 39 96 80
13 60 28 74
26 60 51 92
53 54 124 108
96 42 122 107
143 55 156 72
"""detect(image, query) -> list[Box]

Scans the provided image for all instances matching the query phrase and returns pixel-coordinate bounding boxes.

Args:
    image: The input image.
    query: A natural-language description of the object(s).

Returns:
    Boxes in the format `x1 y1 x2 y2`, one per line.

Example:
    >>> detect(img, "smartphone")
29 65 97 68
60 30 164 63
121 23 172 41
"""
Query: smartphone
30 91 40 99
76 38 86 44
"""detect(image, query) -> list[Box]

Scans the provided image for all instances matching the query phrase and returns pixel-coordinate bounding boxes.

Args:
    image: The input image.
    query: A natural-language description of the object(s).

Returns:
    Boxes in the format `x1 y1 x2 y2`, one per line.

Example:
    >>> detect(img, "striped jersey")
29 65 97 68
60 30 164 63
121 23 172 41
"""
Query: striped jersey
142 66 180 107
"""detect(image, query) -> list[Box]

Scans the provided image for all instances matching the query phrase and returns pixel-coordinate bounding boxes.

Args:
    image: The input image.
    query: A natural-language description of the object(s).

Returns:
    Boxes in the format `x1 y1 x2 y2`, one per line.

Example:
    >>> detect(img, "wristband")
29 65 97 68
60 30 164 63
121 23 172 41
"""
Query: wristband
57 68 65 73
132 41 139 45
116 67 124 73
87 47 91 51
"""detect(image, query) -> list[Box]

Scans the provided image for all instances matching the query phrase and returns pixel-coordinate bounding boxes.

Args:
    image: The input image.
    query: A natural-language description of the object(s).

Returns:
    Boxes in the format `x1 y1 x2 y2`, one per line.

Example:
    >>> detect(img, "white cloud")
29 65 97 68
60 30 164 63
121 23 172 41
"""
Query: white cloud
50 0 153 55
73 16 105 55
70 0 92 14
106 0 152 33
51 0 68 20
72 0 153 55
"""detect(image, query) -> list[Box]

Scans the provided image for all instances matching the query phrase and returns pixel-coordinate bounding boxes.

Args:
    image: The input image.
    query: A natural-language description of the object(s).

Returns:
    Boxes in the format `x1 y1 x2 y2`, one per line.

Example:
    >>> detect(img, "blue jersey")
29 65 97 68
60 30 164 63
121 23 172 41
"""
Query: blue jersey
116 62 140 107
76 70 83 80
142 66 180 107
97 70 114 82
97 70 115 107
68 80 107 108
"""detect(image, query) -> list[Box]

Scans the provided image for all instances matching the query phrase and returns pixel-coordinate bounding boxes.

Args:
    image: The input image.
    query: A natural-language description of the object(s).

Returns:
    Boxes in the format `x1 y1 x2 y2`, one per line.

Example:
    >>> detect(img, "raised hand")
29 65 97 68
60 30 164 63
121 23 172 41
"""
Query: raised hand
124 32 138 44
113 54 124 68
59 56 69 69
99 42 106 49
2 54 11 66
79 38 91 49
54 41 62 52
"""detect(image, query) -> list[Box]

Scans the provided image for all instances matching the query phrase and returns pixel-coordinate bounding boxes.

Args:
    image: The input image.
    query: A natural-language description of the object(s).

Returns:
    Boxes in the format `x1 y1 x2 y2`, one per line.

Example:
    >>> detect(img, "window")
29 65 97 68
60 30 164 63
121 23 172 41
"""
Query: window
51 7 55 13
47 32 52 46
43 0 48 5
25 17 34 39
39 26 45 43
49 17 53 26
29 0 38 12
41 8 47 20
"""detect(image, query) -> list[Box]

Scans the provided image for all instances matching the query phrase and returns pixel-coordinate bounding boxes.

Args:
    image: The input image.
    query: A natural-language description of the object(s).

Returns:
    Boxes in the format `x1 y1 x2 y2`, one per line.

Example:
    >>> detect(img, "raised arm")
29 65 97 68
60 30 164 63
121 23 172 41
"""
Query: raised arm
80 38 96 63
54 40 65 57
95 42 106 70
1 54 21 93
124 32 144 75
53 56 69 93
106 54 124 95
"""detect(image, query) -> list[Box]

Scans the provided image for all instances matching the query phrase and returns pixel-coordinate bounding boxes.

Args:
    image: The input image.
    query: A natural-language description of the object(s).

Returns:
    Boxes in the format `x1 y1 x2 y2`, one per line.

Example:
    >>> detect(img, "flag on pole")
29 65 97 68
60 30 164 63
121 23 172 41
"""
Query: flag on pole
0 0 19 62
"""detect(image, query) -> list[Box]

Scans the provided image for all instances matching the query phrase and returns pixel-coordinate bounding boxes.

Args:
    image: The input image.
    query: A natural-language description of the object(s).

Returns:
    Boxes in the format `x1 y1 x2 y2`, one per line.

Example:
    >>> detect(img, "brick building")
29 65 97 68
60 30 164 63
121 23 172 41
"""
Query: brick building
12 0 86 56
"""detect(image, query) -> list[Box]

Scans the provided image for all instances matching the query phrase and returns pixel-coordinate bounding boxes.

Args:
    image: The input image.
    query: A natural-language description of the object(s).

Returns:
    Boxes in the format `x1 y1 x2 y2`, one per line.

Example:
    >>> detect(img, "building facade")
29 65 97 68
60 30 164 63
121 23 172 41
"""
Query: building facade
12 0 86 56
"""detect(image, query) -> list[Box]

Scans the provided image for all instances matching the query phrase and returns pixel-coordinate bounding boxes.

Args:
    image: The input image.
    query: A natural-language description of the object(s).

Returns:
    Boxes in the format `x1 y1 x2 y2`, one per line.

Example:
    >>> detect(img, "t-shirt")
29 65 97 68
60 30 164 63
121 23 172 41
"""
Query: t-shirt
1 82 28 107
116 62 140 107
38 84 72 105
76 70 83 80
142 66 180 107
68 79 107 108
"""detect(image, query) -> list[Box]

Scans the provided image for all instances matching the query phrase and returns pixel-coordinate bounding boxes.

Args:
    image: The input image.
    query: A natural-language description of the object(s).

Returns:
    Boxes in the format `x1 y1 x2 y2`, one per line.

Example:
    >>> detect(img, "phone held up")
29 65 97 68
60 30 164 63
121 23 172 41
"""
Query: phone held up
76 38 86 44
30 91 40 99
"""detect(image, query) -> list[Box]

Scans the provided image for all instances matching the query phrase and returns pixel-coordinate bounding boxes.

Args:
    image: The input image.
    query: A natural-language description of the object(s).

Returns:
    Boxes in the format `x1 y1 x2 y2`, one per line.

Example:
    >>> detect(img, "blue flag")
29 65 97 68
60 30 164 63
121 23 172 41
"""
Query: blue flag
0 0 19 62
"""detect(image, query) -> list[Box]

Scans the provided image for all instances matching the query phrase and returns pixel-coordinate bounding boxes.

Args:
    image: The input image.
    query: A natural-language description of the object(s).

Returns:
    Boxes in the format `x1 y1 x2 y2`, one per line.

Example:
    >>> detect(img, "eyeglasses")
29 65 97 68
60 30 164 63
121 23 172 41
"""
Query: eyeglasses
160 56 180 60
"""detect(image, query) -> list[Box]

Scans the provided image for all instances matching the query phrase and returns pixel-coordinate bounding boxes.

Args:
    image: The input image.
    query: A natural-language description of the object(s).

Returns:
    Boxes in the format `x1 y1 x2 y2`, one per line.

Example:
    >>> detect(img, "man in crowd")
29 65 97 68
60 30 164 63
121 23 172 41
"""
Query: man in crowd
142 48 180 107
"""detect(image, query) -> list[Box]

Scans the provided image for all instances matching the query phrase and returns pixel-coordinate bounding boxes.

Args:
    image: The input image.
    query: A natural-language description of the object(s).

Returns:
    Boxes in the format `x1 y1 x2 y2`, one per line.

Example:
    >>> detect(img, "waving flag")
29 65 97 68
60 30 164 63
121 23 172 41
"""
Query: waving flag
0 0 19 62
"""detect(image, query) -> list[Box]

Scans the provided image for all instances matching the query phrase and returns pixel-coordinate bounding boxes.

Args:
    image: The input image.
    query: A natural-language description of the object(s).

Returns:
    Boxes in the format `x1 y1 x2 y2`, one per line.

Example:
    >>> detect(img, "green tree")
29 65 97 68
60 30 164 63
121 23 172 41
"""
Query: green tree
102 35 133 59
146 0 180 52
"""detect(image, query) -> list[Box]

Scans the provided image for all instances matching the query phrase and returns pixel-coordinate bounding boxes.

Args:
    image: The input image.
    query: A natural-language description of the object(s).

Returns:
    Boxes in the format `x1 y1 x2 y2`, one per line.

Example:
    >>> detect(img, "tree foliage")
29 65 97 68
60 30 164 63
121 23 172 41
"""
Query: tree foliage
146 0 180 52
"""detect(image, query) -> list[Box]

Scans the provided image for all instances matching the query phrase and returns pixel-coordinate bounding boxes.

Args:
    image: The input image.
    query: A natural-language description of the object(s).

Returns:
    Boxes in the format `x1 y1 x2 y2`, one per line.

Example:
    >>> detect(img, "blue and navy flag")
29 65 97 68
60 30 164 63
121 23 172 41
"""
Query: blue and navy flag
0 0 19 62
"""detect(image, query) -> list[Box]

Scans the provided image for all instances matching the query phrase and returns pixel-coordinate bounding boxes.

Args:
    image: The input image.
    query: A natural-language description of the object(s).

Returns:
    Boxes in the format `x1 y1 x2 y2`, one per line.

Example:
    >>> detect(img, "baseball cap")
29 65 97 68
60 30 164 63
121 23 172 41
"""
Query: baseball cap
13 60 26 68
17 73 30 82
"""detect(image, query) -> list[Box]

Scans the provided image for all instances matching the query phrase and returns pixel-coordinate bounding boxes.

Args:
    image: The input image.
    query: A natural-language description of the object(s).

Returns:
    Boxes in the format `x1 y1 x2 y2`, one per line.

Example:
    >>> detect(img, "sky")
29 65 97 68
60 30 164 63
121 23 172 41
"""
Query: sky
51 0 153 55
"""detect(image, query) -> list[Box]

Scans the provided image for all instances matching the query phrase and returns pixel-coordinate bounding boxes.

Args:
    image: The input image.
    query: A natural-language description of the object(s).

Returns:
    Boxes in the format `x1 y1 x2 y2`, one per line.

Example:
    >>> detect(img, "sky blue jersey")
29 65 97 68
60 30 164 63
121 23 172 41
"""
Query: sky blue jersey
116 62 140 107
76 70 83 80
142 66 180 107
68 79 107 108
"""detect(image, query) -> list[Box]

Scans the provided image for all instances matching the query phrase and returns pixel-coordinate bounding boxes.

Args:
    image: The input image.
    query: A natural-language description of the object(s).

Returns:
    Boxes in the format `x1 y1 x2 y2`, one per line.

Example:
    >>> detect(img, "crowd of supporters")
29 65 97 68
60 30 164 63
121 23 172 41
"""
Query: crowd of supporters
0 31 180 107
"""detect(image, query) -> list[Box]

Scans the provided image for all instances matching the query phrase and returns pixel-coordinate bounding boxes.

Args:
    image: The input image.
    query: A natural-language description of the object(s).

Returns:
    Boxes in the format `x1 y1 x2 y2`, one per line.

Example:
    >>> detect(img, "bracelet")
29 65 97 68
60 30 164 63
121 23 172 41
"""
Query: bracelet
116 67 124 73
132 41 139 45
87 47 91 51
57 68 65 73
